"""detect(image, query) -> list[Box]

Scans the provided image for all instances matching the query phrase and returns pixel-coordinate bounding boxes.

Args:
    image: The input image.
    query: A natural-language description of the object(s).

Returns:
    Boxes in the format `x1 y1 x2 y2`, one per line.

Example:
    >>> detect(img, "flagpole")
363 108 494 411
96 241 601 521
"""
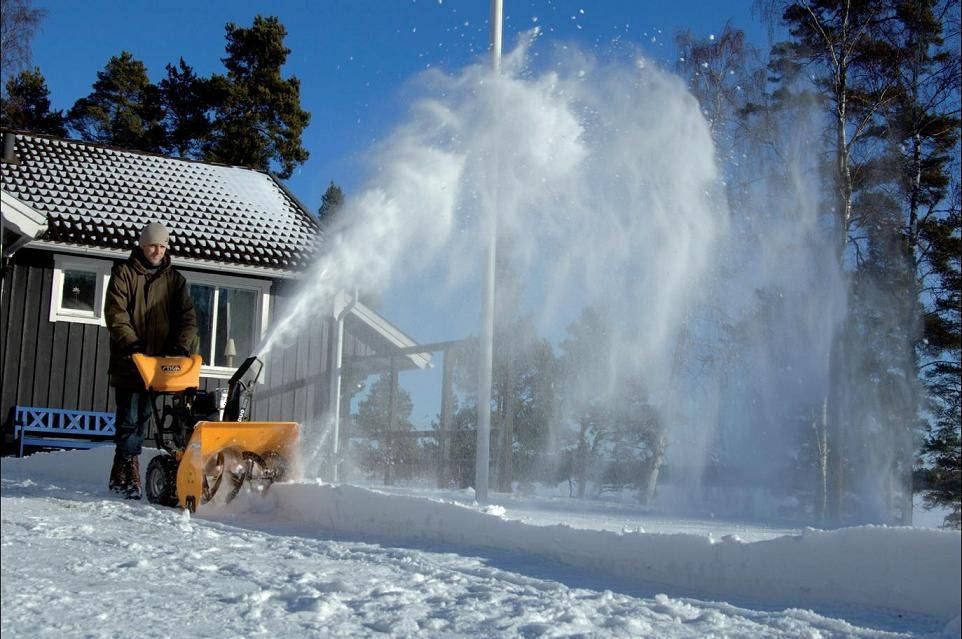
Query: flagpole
475 0 503 505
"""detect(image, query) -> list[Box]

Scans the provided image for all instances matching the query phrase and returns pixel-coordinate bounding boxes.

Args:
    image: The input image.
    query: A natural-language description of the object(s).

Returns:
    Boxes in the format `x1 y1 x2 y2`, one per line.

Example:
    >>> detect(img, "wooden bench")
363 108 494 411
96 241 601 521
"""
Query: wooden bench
599 483 629 496
13 406 116 457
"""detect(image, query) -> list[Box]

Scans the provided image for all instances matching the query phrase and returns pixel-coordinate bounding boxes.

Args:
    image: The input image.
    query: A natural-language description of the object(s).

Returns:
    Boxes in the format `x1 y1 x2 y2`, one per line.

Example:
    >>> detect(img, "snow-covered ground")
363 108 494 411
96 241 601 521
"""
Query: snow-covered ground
2 448 959 638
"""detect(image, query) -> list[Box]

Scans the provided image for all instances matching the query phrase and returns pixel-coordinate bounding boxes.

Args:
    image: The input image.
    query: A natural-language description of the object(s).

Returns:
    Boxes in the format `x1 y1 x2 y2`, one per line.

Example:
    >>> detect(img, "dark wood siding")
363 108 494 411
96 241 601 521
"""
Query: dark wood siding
1 250 117 451
29 261 54 407
1 257 29 432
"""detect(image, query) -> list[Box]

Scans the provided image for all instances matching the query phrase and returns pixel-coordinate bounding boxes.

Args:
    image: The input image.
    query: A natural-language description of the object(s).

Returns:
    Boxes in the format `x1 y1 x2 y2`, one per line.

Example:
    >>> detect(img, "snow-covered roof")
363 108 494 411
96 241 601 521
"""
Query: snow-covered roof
0 131 320 270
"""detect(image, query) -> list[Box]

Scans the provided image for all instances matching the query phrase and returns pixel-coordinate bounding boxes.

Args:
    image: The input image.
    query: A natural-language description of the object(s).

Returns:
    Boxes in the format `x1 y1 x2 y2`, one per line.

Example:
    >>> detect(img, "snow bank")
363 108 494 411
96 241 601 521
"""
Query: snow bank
273 483 961 621
3 448 959 623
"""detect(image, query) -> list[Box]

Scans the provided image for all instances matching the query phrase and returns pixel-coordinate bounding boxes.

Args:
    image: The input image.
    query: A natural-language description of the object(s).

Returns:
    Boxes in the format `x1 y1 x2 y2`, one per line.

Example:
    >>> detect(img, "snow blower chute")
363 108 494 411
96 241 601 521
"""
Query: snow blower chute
132 353 298 512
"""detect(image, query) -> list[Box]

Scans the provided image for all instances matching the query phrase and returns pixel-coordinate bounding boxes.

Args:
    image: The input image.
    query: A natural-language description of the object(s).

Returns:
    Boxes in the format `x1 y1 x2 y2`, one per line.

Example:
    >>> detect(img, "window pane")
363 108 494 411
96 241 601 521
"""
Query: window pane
188 284 214 364
214 287 256 368
61 270 97 312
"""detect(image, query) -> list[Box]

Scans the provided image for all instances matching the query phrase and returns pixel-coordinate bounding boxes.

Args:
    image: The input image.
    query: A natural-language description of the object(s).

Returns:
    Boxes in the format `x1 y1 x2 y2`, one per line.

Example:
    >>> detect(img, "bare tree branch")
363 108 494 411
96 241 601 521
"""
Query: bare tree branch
0 0 46 83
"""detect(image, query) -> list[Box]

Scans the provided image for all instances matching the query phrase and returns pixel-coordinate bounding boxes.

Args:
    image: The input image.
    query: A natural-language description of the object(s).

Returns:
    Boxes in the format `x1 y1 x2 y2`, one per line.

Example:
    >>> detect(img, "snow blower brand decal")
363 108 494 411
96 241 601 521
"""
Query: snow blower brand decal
161 364 182 373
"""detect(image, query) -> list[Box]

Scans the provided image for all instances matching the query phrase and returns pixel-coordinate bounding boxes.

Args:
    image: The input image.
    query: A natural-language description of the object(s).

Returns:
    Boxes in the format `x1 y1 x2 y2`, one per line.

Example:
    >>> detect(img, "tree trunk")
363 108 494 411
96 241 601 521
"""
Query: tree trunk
815 404 829 522
899 125 923 526
826 330 847 522
438 349 454 488
824 56 853 523
641 430 667 504
384 357 398 486
900 433 914 524
898 307 919 527
576 420 588 498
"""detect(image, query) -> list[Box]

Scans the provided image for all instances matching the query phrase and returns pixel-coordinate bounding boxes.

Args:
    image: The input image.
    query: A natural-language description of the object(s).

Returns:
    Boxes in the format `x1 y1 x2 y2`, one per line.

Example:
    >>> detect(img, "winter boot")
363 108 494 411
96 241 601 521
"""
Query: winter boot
108 452 130 496
125 456 142 500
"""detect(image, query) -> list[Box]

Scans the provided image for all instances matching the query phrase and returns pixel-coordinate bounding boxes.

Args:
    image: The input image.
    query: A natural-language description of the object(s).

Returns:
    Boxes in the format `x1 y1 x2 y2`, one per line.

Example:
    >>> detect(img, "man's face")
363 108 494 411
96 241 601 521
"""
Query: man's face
141 243 167 266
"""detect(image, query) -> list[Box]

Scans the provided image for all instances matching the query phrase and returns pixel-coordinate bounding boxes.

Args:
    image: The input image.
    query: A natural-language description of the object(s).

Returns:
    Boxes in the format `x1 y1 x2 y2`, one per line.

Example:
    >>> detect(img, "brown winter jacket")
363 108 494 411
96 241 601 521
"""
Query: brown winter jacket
105 248 198 389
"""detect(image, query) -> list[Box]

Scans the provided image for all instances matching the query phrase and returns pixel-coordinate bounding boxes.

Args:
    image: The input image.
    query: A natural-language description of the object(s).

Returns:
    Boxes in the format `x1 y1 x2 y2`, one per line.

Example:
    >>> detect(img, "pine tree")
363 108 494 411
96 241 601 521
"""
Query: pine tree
882 0 961 525
318 181 344 221
758 0 961 523
159 58 216 158
354 375 415 438
763 0 906 522
885 0 960 253
204 15 310 179
354 374 417 483
66 51 166 152
510 335 558 484
441 398 481 489
562 310 607 497
918 192 961 527
0 67 65 135
846 211 923 523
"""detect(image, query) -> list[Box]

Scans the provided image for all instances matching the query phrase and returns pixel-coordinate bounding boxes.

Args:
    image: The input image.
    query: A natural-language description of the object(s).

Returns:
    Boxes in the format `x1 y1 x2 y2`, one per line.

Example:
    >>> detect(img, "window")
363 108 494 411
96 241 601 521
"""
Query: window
50 256 112 325
182 271 271 378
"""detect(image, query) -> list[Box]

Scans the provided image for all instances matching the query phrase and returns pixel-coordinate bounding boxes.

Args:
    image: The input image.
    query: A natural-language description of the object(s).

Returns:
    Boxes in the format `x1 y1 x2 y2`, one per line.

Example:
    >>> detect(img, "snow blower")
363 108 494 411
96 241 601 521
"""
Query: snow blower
131 353 298 512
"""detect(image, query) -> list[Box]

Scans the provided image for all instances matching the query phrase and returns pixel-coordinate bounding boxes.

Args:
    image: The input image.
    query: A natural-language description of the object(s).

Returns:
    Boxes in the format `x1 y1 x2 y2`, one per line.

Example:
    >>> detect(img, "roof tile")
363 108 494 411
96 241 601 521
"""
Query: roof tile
1 132 322 270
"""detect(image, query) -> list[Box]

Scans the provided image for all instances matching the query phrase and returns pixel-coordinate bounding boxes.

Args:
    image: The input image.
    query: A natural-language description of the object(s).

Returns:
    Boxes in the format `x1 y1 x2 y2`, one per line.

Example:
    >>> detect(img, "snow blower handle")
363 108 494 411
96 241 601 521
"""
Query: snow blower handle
130 353 203 392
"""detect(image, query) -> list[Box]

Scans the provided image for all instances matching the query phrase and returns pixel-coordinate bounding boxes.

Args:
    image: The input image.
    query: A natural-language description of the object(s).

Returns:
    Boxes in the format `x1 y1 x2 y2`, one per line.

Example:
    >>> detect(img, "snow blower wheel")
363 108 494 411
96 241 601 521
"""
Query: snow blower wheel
145 454 179 507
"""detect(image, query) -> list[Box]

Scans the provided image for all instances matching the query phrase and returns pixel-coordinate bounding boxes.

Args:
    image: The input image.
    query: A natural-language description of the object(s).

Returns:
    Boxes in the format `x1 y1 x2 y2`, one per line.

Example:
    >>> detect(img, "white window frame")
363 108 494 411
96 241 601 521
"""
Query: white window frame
50 255 112 326
181 270 272 380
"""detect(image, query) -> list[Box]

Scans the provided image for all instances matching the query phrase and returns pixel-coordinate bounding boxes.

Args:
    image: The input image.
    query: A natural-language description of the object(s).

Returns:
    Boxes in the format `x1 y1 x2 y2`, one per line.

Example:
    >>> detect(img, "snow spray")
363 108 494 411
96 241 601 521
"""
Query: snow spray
257 31 860 522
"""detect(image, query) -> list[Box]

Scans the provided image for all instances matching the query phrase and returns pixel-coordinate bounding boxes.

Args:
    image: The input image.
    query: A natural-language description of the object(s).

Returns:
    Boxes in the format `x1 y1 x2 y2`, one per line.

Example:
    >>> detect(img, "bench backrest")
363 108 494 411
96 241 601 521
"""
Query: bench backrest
14 406 116 437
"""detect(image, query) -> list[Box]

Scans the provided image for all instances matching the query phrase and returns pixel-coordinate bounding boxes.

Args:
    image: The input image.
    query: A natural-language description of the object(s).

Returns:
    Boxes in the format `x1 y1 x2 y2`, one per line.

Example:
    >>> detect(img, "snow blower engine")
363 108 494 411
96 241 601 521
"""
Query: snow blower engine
131 353 298 512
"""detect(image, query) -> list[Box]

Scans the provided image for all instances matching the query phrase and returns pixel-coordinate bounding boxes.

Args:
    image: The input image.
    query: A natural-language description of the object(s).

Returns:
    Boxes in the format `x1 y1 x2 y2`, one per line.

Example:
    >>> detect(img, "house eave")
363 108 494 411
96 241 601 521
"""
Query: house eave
1 191 47 256
350 301 432 370
25 239 305 280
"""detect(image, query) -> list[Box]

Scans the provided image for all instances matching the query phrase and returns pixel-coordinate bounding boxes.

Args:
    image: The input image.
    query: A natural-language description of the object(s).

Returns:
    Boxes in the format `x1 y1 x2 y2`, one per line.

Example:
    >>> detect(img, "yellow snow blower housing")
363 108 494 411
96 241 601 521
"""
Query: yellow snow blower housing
176 421 298 511
132 353 299 512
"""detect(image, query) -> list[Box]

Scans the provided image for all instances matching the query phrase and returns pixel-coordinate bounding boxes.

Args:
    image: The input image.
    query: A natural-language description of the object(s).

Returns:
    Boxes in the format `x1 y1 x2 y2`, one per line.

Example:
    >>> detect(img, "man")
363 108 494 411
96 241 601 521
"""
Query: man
104 222 197 499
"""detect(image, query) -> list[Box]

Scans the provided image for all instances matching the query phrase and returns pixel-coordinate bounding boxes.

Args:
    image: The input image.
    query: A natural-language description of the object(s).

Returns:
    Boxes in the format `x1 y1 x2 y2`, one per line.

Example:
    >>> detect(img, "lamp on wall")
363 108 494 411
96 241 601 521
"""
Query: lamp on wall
224 338 237 368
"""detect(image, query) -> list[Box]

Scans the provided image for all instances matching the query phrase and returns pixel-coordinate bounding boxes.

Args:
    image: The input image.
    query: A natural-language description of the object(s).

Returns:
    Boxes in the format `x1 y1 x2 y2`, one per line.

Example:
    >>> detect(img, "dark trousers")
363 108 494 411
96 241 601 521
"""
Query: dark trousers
113 388 153 457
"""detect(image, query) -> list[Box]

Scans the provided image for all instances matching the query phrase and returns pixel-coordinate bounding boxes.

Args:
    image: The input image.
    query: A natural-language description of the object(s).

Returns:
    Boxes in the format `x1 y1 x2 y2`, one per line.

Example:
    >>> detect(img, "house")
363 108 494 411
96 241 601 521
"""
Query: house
0 130 429 467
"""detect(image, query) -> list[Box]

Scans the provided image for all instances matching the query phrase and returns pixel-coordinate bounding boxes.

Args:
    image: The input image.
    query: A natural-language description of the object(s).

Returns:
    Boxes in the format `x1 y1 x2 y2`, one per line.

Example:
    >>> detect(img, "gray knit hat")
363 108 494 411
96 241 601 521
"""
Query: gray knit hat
139 222 170 248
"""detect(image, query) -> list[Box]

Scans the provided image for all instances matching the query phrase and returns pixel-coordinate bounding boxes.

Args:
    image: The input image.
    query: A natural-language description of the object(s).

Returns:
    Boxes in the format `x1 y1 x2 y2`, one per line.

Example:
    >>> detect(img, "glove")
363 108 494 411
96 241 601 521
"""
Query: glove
168 344 190 357
124 341 143 357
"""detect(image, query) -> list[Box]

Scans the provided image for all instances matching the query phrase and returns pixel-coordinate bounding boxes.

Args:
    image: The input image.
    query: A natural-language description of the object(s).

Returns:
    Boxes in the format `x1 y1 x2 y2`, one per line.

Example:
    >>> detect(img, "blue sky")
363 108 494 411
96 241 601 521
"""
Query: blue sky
29 1 769 212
